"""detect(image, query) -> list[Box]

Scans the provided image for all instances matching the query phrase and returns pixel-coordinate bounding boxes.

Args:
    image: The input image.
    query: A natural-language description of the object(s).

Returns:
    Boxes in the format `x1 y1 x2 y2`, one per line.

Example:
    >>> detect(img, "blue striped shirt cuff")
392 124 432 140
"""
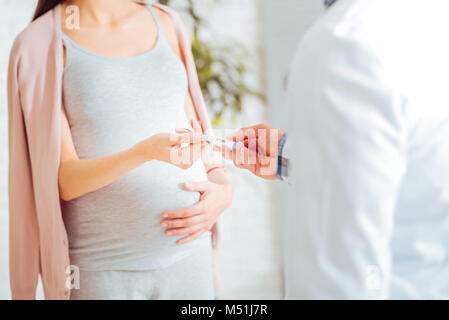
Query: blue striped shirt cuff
277 133 288 181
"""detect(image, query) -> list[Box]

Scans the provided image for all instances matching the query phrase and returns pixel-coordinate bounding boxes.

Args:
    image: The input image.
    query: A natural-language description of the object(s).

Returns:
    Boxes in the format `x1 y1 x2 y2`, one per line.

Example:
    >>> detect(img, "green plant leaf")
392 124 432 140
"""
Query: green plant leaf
158 0 265 125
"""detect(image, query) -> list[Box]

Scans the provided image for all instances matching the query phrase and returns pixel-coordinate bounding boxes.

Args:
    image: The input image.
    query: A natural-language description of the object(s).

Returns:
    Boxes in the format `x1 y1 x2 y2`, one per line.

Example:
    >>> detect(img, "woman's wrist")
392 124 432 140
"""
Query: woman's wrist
206 165 231 186
221 180 234 207
130 141 153 164
207 166 225 175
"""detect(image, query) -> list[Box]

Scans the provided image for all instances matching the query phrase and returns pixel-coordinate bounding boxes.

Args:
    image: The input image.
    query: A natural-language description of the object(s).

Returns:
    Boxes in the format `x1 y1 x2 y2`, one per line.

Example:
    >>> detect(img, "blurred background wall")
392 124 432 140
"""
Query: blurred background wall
0 0 322 299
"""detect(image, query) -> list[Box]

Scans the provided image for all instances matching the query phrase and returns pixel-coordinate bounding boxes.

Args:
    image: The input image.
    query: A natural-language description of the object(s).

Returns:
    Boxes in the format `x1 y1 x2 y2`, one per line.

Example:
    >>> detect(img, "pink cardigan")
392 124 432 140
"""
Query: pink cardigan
7 3 222 300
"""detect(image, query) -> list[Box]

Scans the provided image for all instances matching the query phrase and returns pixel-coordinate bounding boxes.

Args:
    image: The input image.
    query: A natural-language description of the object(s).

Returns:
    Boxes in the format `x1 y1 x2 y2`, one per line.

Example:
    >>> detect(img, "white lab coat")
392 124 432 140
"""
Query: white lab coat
281 0 449 299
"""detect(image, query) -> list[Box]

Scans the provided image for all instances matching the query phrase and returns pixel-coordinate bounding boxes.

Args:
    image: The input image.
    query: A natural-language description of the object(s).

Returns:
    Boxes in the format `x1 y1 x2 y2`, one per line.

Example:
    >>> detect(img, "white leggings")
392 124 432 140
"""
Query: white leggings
70 246 214 300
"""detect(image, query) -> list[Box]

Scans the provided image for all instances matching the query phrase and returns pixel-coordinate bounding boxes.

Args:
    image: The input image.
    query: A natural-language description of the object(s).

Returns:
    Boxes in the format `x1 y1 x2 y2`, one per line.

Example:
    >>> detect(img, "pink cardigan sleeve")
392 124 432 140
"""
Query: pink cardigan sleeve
7 41 41 300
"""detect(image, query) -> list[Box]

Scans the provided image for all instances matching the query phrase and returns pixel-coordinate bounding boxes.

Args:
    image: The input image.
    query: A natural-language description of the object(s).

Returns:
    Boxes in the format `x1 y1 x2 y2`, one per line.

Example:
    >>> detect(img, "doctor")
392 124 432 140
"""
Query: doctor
220 0 449 299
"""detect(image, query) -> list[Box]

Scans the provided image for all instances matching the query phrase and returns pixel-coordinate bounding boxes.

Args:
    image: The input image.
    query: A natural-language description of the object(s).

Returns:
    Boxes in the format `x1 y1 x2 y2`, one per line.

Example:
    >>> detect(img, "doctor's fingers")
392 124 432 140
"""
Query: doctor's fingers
226 123 276 142
226 126 263 143
234 142 257 166
241 137 270 156
213 138 260 155
217 142 258 171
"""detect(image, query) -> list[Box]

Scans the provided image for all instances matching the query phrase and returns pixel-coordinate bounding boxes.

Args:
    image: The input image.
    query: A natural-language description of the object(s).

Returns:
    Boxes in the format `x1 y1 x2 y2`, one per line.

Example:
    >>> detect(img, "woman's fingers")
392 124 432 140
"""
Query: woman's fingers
177 230 204 245
165 223 208 237
170 138 203 168
191 120 202 135
170 133 196 145
160 214 206 229
162 201 204 219
179 140 202 157
176 121 202 137
175 128 191 134
184 181 212 192
191 121 203 147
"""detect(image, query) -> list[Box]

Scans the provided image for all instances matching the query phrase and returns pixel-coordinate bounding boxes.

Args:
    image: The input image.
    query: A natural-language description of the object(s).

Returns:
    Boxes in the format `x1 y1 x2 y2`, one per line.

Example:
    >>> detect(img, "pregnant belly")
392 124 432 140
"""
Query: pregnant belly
63 160 208 249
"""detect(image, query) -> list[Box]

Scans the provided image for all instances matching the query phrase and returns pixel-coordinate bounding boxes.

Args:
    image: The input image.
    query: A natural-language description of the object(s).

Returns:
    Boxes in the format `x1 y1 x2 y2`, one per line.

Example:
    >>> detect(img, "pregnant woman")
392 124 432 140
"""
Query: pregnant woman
8 0 232 300
58 0 232 299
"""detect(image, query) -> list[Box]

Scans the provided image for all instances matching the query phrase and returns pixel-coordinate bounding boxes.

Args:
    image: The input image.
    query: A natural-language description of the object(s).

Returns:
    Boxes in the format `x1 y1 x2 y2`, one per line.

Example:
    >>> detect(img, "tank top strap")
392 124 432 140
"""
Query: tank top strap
61 32 75 51
146 4 161 27
61 32 75 69
146 4 169 45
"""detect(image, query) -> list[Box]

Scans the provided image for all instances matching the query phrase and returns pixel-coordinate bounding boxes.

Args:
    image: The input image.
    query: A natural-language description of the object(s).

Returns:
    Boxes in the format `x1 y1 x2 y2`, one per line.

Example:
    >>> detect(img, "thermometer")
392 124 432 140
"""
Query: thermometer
202 135 238 152
180 128 237 151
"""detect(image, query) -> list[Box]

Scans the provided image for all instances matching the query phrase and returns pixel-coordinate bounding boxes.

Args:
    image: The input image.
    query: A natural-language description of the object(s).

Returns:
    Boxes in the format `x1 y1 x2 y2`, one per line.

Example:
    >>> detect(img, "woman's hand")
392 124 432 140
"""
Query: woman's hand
160 180 233 245
132 132 202 170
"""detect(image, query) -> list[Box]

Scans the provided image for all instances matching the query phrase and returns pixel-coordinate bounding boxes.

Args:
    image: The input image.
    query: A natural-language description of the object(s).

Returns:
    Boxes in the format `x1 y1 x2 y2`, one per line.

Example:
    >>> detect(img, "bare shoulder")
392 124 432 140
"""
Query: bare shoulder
153 7 182 55
153 6 177 33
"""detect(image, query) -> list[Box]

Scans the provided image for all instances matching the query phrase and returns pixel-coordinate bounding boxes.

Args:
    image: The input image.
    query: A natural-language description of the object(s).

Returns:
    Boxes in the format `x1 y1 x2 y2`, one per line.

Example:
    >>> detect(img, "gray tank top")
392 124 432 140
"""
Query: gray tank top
61 4 210 271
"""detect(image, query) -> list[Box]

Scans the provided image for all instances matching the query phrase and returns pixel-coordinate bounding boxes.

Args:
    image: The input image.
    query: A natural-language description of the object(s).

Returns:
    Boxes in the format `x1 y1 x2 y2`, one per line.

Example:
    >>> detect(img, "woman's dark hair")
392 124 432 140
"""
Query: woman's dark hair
32 0 64 21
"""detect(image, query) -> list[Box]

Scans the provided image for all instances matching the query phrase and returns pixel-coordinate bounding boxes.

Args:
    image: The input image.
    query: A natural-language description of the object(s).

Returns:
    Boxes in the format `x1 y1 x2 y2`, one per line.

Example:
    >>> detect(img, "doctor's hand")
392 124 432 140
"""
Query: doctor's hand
160 181 232 245
217 123 285 180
